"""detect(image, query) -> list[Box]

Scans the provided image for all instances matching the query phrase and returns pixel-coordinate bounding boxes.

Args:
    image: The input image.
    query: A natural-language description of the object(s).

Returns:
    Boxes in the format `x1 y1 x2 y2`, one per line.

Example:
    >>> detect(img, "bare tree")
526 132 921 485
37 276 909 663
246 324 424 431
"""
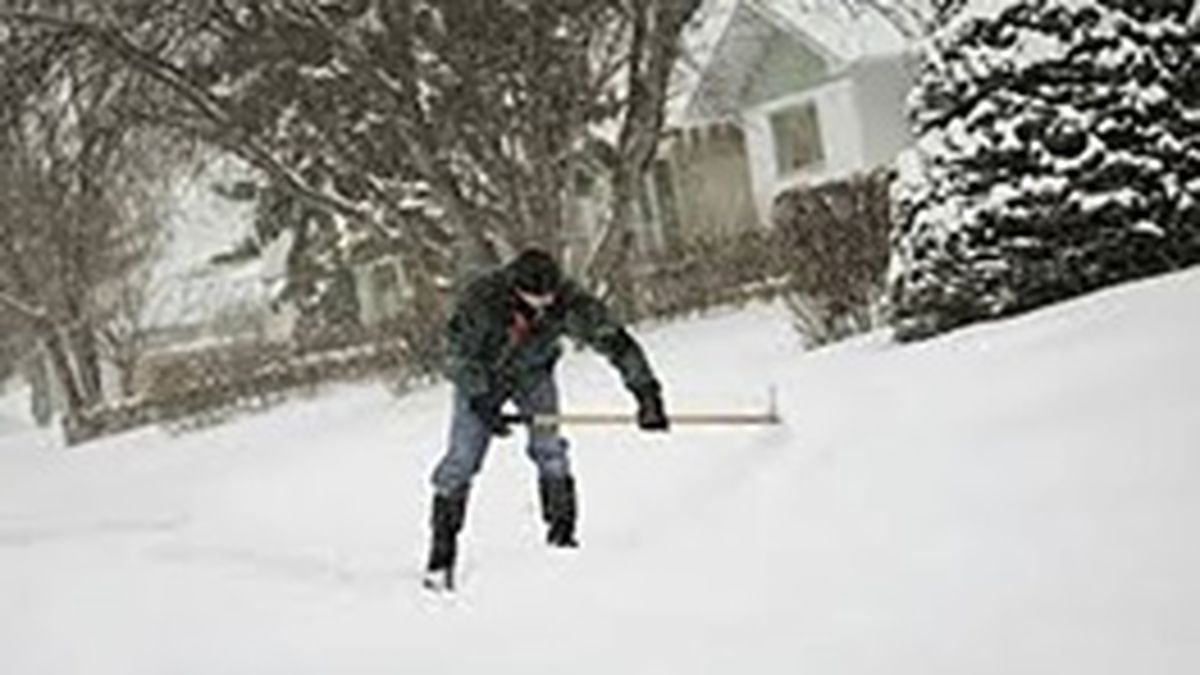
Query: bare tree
0 6 175 416
583 0 702 312
0 0 704 323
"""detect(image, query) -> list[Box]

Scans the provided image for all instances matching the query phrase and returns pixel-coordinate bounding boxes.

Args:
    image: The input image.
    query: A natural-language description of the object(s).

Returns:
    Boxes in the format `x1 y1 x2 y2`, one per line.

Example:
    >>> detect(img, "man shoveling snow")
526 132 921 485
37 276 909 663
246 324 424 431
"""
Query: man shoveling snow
423 248 670 592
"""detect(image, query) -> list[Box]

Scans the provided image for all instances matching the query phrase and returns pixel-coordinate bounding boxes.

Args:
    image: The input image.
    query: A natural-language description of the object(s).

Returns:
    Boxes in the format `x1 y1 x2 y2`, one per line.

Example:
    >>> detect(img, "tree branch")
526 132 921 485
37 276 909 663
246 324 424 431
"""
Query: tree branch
0 10 371 223
0 288 47 322
284 0 503 265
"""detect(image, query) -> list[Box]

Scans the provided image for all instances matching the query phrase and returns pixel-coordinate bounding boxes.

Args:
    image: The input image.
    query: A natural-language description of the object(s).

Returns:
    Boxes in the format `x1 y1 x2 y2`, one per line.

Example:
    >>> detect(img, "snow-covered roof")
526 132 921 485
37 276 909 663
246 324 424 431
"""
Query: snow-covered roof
667 0 913 126
770 0 912 60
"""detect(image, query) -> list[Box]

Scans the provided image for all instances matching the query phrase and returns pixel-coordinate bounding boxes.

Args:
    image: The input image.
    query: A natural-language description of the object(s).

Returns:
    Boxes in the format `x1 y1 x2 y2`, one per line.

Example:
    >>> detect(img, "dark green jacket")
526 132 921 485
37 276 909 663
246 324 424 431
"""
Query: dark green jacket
445 266 661 399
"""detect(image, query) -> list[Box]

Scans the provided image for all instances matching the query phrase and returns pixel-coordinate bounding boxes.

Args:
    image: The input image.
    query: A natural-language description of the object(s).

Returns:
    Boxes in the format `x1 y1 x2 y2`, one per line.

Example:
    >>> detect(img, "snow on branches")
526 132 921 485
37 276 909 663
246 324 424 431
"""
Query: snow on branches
889 0 1200 339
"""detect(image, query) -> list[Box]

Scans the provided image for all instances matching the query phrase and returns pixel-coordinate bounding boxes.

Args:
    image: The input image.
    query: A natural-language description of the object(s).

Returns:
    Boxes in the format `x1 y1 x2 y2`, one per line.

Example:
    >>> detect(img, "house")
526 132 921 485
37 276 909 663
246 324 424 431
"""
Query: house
635 0 917 251
142 156 296 352
144 157 432 347
115 0 920 359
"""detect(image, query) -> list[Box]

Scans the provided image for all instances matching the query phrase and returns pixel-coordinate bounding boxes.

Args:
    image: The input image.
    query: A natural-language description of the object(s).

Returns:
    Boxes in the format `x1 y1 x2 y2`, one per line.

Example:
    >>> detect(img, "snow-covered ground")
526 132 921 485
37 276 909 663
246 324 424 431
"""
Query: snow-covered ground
0 383 31 436
2 269 1199 674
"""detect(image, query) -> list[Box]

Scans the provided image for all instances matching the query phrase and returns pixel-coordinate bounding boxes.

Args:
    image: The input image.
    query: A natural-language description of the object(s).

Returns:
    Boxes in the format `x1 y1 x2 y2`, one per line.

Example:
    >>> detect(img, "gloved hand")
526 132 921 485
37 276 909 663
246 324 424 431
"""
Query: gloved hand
469 389 513 437
634 387 669 432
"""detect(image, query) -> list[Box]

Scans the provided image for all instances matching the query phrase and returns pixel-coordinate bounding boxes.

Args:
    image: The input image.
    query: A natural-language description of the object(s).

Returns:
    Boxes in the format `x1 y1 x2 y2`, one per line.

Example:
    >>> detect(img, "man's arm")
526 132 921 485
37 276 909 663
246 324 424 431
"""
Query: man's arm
560 283 669 430
444 287 495 400
561 281 661 397
444 285 516 436
561 283 669 431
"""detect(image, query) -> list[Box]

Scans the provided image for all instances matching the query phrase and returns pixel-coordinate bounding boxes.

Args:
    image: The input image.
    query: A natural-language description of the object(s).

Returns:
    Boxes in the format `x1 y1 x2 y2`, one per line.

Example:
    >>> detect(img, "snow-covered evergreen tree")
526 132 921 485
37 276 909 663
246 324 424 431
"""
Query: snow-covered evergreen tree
889 0 1200 339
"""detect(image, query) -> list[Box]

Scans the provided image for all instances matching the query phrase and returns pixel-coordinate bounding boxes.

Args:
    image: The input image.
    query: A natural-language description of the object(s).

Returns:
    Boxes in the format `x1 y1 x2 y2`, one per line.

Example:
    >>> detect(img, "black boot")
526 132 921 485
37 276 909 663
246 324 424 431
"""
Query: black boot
538 475 579 548
424 487 468 591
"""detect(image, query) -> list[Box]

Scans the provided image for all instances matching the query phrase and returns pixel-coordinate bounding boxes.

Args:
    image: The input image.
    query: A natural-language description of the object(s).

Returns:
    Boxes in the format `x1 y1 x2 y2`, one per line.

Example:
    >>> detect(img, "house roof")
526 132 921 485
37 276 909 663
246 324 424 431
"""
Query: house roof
667 0 913 126
768 0 912 61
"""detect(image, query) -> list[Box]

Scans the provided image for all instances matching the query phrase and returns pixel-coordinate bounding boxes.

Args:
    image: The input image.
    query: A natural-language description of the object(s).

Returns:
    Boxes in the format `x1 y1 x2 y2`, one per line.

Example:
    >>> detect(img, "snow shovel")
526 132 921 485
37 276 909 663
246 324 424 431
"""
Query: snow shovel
500 387 782 429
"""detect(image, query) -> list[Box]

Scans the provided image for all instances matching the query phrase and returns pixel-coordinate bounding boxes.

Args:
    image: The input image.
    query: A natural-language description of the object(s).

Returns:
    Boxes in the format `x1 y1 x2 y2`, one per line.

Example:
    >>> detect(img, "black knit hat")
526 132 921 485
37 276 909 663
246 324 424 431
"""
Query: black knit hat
508 248 562 295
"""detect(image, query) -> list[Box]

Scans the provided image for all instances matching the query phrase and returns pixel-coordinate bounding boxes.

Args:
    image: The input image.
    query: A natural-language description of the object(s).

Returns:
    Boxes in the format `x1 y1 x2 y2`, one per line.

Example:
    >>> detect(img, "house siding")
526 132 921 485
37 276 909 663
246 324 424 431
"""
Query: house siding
739 23 831 109
642 1 916 247
850 54 918 168
686 0 834 122
743 77 865 223
658 124 760 242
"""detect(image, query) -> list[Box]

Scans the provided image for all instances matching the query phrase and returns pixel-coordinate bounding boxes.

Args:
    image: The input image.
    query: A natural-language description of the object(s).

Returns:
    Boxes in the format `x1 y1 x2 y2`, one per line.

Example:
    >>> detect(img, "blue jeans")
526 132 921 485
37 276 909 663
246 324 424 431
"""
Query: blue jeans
431 374 572 496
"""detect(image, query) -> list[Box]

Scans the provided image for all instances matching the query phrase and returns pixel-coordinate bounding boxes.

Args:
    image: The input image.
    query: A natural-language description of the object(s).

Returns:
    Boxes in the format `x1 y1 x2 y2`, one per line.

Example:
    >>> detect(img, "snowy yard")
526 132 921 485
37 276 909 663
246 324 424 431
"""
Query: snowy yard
2 269 1199 674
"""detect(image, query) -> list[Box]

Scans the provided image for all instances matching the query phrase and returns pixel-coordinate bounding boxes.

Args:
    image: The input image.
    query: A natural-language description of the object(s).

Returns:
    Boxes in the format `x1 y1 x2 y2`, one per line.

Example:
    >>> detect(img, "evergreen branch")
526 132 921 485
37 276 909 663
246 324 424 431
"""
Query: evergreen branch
279 0 498 260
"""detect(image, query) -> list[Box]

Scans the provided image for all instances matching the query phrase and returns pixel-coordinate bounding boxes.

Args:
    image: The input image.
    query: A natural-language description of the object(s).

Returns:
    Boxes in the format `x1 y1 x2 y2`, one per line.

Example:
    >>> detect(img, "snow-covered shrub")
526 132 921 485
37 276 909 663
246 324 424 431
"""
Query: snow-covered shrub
773 169 893 346
890 0 1200 340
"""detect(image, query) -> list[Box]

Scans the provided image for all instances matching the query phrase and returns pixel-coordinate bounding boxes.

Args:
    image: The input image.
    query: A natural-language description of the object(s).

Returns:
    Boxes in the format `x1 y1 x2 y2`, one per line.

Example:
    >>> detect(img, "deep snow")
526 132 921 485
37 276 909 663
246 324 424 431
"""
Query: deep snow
2 269 1199 674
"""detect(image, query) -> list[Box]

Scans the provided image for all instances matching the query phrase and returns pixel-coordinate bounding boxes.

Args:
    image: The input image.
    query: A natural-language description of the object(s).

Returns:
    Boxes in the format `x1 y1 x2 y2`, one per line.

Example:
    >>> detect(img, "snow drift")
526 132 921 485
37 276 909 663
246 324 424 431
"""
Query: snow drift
2 268 1199 674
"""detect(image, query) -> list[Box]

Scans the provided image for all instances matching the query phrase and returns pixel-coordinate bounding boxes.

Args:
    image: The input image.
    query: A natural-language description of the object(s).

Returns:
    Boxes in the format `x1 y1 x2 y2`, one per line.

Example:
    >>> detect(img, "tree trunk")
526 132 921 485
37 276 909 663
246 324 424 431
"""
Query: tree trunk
586 0 700 312
602 164 641 320
42 329 86 418
25 353 54 428
68 322 103 407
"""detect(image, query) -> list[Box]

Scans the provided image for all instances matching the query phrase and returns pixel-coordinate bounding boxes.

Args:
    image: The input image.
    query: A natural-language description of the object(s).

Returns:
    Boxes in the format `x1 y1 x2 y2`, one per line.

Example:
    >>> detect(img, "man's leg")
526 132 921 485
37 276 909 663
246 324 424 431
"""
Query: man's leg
425 387 493 590
514 375 578 547
432 386 496 495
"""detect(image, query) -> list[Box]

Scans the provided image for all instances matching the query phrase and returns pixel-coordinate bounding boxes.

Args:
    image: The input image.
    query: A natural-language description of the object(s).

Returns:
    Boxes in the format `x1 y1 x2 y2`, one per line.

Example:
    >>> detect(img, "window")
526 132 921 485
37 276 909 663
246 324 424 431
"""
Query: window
368 262 402 322
770 101 824 176
371 262 399 300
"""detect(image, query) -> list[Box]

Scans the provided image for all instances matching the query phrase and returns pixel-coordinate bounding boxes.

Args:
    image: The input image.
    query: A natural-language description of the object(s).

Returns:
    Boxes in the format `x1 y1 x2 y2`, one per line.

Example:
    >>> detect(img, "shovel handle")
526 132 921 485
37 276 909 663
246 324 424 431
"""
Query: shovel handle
499 412 781 428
